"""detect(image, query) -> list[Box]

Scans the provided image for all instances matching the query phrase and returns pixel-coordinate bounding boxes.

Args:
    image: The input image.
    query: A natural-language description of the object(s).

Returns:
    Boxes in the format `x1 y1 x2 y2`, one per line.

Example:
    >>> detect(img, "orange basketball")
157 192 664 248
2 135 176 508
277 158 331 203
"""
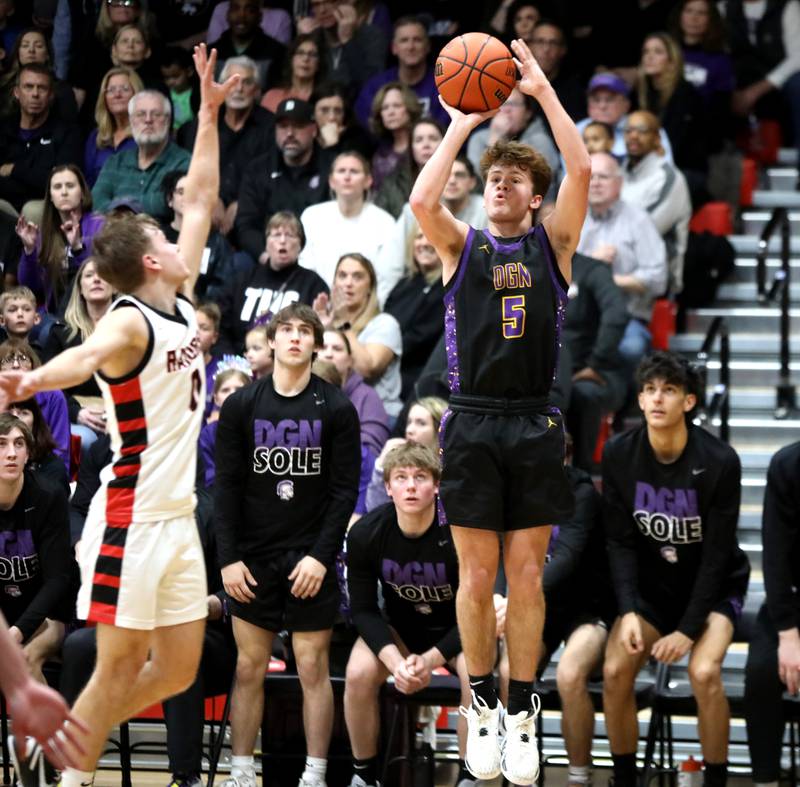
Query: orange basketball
435 33 516 113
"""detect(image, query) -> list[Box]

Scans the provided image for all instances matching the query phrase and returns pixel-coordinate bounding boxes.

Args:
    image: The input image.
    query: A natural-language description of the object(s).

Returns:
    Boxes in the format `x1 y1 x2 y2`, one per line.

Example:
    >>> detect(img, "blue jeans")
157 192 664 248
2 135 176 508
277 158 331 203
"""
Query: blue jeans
618 318 652 371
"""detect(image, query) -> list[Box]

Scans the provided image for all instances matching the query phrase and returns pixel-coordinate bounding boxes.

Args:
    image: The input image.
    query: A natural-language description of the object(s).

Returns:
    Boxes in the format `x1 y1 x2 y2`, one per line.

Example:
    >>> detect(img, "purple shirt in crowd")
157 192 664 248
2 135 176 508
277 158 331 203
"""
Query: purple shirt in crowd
36 389 71 473
343 370 390 457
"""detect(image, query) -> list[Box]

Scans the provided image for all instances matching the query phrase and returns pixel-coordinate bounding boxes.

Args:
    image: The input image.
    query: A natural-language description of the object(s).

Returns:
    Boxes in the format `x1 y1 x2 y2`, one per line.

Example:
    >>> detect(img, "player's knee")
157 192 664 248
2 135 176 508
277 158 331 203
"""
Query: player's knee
235 649 269 686
458 563 495 598
557 658 589 695
602 654 634 689
506 560 543 596
688 658 722 693
345 655 382 696
296 651 330 688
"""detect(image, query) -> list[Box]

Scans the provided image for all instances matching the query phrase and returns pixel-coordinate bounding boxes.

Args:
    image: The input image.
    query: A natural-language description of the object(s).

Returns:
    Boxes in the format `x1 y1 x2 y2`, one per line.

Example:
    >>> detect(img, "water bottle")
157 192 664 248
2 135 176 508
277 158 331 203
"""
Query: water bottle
678 756 702 787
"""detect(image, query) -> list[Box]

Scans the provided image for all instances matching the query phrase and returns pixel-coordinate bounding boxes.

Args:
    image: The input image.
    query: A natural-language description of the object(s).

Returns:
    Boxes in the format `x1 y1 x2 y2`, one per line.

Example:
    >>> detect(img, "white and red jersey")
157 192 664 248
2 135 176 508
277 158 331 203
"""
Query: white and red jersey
89 293 205 526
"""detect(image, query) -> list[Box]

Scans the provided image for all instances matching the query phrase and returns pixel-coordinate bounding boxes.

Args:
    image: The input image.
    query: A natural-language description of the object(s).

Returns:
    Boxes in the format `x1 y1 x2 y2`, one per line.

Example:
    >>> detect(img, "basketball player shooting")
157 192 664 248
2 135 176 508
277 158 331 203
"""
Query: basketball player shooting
409 38 590 785
0 45 239 787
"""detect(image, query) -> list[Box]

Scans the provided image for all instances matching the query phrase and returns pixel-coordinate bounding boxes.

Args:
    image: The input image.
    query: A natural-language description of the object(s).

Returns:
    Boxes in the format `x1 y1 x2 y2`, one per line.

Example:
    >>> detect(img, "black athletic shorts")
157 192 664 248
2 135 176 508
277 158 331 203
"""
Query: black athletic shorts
636 594 744 637
228 549 340 633
438 398 574 531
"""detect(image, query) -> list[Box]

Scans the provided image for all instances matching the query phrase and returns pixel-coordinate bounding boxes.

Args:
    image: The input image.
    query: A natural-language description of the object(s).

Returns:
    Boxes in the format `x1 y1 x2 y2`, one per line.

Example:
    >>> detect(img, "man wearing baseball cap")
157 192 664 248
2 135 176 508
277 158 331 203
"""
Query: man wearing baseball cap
235 98 334 263
576 73 673 159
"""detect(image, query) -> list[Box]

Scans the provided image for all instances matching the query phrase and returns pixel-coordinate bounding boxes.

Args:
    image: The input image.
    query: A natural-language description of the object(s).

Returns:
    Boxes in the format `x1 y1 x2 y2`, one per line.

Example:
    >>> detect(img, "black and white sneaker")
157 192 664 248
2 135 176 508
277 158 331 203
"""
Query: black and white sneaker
8 735 54 787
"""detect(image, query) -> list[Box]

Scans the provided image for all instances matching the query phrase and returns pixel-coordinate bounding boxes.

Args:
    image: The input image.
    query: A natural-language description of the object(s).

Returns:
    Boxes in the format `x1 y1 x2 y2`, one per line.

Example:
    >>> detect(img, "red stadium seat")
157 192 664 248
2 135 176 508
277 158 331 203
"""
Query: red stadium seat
689 202 733 236
649 298 677 351
740 157 757 207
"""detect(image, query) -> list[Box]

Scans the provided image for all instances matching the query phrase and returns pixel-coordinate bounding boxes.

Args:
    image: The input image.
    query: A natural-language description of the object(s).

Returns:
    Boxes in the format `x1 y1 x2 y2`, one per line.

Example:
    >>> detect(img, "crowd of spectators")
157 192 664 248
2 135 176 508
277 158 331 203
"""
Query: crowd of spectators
0 1 798 786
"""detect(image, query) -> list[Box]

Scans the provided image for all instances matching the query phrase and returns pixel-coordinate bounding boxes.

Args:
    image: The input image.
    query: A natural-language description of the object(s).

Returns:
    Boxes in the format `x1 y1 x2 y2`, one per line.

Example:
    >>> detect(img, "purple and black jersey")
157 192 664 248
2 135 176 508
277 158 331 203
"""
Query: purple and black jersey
444 224 568 399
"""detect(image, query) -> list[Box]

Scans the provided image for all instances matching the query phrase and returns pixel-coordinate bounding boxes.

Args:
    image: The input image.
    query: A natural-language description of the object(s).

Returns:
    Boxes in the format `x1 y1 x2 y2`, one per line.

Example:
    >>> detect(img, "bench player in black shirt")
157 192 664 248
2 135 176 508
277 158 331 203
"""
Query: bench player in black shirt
409 38 590 786
344 442 472 787
602 352 750 787
215 303 361 787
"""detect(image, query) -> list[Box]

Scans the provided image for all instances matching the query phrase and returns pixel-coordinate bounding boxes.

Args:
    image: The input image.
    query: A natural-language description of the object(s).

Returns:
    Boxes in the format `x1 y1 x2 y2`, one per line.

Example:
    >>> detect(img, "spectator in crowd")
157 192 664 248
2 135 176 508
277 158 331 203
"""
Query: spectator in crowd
209 0 286 92
345 442 472 787
244 324 272 379
355 16 449 128
1 210 22 289
364 396 447 512
0 27 78 122
745 439 800 787
42 258 113 461
208 1 293 46
0 412 75 684
621 111 691 294
0 338 70 473
368 82 422 192
180 56 274 222
161 170 235 303
234 98 333 263
466 88 559 185
199 367 252 489
313 253 403 417
319 327 390 460
529 19 586 121
576 73 673 160
0 63 82 213
493 0 554 45
384 223 445 400
375 117 444 219
0 286 40 348
311 82 375 160
602 351 750 787
725 0 800 160
6 396 68 491
299 151 395 289
83 67 144 187
109 24 159 87
669 0 735 152
196 302 223 419
219 210 329 354
159 46 199 133
558 250 629 473
577 152 667 369
92 89 191 220
0 0 22 57
261 33 326 113
376 156 486 302
148 0 220 49
582 120 615 154
215 303 360 787
16 164 103 313
635 33 709 202
295 0 386 90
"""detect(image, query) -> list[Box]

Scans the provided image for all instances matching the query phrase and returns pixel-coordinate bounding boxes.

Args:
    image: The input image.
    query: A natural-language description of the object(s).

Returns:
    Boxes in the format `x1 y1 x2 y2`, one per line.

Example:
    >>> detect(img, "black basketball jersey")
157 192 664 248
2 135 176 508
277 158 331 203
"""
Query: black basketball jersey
443 224 568 399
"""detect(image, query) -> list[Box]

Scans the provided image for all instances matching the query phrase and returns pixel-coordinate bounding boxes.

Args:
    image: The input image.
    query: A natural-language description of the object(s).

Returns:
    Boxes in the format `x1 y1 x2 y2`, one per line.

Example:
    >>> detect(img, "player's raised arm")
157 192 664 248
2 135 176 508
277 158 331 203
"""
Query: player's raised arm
409 100 495 280
511 39 590 271
179 44 240 299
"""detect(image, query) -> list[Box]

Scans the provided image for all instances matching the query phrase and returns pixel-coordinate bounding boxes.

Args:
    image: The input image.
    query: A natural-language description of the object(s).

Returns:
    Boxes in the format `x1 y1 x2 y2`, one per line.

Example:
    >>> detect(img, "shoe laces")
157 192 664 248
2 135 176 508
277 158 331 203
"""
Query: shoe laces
506 693 542 741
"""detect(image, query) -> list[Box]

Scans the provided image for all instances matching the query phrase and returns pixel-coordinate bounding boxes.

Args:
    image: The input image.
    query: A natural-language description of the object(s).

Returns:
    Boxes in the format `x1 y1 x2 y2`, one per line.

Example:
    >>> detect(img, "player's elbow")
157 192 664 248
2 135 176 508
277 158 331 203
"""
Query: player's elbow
409 189 436 218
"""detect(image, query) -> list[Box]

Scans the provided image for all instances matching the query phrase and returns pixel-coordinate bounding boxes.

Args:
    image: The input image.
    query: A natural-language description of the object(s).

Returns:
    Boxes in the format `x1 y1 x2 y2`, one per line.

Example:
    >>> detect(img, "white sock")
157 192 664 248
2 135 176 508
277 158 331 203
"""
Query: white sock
60 768 95 787
231 755 255 777
567 765 591 784
301 756 327 783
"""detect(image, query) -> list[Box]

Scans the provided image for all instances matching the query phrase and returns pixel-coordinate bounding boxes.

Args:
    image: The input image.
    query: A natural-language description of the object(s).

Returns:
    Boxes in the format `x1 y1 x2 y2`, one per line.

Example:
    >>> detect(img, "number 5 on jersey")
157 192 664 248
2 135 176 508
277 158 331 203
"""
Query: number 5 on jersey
502 295 526 339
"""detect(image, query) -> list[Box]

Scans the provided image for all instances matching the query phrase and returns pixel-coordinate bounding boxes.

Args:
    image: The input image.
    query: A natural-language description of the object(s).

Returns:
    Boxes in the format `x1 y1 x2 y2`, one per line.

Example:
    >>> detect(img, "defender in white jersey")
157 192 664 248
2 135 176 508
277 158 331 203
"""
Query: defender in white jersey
0 46 239 787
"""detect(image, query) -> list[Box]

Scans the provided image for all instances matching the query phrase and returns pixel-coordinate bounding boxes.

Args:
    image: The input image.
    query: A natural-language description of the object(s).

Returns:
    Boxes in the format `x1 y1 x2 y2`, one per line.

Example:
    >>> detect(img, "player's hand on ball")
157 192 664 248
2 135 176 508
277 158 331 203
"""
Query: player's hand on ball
437 96 499 129
511 38 550 98
222 561 257 603
288 555 326 599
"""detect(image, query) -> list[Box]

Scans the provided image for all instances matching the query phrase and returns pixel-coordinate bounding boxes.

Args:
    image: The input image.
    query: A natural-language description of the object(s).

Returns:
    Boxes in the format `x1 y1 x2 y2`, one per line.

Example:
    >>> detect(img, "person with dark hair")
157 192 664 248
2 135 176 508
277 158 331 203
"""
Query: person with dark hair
311 82 375 159
355 16 449 128
218 210 329 354
15 164 104 313
0 411 76 688
409 37 590 785
6 396 68 491
745 439 800 787
214 302 360 787
602 350 750 787
261 33 327 113
528 19 585 121
345 442 472 787
159 46 200 133
0 62 82 212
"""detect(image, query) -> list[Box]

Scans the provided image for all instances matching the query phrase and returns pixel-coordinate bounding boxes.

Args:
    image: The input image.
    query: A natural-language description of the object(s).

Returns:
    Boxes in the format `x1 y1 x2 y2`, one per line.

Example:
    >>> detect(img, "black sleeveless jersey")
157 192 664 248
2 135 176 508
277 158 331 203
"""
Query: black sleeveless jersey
443 224 568 399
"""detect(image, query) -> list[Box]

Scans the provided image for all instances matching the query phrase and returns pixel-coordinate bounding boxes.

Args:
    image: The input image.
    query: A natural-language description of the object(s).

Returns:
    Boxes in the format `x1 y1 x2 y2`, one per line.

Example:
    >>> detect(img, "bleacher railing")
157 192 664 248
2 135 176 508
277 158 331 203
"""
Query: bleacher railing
756 206 796 419
694 316 730 443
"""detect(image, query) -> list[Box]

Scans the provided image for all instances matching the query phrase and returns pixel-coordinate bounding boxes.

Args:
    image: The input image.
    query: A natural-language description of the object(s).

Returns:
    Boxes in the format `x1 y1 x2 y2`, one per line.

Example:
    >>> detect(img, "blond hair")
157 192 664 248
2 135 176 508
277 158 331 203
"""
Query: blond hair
63 258 113 342
95 67 144 149
637 33 684 112
383 442 441 484
333 253 380 335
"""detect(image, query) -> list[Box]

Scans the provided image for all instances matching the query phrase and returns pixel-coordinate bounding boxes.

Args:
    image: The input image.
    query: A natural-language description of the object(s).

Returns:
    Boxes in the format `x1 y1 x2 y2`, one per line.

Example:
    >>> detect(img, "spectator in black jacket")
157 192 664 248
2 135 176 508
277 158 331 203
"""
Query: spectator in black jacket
0 63 82 212
0 413 76 684
218 210 328 354
557 252 629 471
745 440 800 787
234 97 334 263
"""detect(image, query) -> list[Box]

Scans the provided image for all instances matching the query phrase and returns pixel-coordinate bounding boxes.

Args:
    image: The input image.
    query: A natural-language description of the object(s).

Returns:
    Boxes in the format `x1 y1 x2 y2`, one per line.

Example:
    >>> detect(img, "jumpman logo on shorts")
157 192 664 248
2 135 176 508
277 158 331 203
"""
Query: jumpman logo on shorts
546 417 557 429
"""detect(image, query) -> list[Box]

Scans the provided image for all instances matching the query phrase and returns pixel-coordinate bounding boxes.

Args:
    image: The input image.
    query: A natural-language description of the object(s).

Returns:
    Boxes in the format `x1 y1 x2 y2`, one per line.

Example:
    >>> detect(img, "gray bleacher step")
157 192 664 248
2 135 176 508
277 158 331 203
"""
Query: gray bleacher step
685 306 800 333
671 332 800 357
752 189 800 209
741 210 800 235
729 234 800 255
703 357 800 386
767 167 798 190
738 448 778 471
716 280 800 301
778 148 797 165
711 414 800 446
740 474 766 505
730 256 800 282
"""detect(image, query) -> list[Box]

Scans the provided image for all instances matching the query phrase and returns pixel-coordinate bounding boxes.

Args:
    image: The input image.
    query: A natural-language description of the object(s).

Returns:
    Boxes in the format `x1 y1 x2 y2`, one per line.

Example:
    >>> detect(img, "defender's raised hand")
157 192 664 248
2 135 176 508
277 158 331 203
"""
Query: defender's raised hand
510 38 550 98
193 43 240 110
